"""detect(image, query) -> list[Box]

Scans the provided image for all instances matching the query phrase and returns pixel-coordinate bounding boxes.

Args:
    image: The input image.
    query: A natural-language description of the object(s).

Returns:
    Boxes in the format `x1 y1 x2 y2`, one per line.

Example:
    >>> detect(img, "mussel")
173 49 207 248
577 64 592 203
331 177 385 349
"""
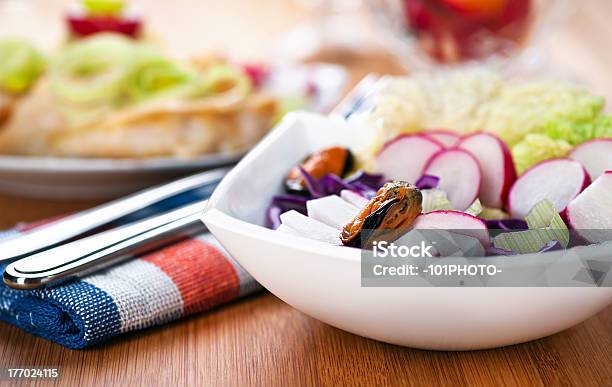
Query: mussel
340 181 422 248
285 146 353 194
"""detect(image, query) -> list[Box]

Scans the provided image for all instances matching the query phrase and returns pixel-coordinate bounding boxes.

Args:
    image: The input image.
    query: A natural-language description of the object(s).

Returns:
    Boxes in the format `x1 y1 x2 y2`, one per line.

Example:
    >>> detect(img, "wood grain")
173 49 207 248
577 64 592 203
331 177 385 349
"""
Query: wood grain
1 0 612 386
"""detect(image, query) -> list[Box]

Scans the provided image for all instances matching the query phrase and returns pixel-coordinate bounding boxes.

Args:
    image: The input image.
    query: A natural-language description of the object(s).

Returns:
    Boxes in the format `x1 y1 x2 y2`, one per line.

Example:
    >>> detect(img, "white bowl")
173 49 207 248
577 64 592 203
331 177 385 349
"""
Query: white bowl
202 112 612 350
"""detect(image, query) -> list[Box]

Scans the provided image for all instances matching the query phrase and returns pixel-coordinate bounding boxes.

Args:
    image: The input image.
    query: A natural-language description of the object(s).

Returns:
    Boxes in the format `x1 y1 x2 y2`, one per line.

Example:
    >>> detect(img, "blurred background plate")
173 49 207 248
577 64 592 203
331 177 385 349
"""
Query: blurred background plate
0 63 347 199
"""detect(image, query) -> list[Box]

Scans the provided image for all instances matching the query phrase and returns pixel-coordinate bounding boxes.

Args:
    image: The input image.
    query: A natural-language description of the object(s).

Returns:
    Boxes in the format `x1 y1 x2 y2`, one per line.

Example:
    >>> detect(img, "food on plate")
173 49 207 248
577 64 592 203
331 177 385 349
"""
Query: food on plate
340 181 422 248
0 35 277 157
266 71 611 255
0 0 335 159
0 39 46 95
285 146 353 194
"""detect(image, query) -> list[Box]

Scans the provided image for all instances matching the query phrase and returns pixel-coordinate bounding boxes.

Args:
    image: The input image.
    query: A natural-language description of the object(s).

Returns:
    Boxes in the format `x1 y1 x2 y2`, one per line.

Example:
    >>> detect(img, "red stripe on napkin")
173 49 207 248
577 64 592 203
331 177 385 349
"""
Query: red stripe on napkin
142 239 241 315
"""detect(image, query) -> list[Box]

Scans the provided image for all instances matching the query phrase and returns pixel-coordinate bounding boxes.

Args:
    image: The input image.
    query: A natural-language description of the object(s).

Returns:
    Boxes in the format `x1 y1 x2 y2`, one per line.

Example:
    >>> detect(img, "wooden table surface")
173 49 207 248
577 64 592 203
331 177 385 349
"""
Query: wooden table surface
1 1 611 385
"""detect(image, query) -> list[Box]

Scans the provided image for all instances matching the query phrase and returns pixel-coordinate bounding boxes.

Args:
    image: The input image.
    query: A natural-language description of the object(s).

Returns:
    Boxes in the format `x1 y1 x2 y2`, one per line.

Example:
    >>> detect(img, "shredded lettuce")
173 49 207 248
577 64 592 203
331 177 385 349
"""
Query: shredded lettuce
545 115 612 146
511 134 572 174
421 189 453 213
0 38 46 94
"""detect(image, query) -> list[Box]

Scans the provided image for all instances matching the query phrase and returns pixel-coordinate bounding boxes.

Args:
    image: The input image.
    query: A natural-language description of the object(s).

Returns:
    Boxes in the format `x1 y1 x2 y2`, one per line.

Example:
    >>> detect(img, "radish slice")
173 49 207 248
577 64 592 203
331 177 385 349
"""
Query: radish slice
457 132 516 208
340 189 368 208
508 158 590 219
306 195 359 229
423 149 482 211
280 210 341 245
425 129 461 148
569 138 612 180
412 210 490 248
566 171 612 243
374 134 443 183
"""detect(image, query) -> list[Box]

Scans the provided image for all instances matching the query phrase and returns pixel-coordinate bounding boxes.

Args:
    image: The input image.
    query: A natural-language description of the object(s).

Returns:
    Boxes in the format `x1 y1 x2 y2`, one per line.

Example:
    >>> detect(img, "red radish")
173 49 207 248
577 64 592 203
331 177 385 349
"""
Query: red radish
374 134 443 184
423 148 482 211
508 158 590 219
566 171 612 243
424 129 461 148
412 210 490 247
569 138 612 180
457 132 516 208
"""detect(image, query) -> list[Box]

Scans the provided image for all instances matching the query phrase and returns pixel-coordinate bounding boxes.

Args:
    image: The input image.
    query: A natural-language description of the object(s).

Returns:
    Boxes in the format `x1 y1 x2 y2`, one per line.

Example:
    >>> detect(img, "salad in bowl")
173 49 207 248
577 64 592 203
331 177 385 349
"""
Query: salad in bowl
266 70 612 256
202 71 611 350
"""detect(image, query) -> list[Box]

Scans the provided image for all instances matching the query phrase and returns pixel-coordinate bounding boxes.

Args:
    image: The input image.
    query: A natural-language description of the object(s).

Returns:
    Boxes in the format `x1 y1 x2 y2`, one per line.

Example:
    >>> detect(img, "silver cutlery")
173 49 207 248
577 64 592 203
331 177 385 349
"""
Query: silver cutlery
0 167 228 262
4 200 208 289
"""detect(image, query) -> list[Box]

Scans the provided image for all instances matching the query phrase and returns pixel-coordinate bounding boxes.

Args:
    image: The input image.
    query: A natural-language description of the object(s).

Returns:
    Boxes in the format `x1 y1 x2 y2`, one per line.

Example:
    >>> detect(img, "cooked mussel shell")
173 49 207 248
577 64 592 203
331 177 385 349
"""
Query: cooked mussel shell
341 181 422 248
285 146 353 194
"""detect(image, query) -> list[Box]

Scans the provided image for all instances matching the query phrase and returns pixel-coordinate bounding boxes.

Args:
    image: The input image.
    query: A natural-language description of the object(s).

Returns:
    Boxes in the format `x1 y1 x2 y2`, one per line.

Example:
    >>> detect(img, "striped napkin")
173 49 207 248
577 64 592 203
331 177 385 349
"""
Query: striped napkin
0 196 261 349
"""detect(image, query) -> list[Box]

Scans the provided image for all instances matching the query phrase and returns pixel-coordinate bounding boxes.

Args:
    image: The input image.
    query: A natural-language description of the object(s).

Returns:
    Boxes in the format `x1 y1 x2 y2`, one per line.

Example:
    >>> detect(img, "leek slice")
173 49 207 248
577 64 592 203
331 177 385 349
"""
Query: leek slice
198 64 252 97
0 38 46 94
524 199 569 247
479 207 510 220
126 47 200 102
493 200 569 254
50 33 135 106
465 199 483 217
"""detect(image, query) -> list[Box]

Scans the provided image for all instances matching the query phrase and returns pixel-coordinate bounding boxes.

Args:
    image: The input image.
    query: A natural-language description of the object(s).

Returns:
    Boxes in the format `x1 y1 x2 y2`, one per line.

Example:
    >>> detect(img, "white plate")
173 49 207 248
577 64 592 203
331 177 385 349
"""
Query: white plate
0 64 347 199
202 112 612 350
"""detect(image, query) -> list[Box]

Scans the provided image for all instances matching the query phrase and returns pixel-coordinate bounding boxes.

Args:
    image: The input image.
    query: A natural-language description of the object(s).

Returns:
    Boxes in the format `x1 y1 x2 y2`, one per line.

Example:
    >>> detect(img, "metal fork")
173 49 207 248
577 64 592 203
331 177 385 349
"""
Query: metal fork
0 168 228 263
1 168 228 289
3 200 208 289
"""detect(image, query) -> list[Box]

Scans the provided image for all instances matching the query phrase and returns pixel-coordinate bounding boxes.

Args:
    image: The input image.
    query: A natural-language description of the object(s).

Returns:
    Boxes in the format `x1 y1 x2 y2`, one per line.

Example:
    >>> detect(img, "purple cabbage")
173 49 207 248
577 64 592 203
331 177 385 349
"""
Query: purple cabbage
265 194 309 229
299 168 385 199
415 174 440 190
267 169 386 229
485 219 528 230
